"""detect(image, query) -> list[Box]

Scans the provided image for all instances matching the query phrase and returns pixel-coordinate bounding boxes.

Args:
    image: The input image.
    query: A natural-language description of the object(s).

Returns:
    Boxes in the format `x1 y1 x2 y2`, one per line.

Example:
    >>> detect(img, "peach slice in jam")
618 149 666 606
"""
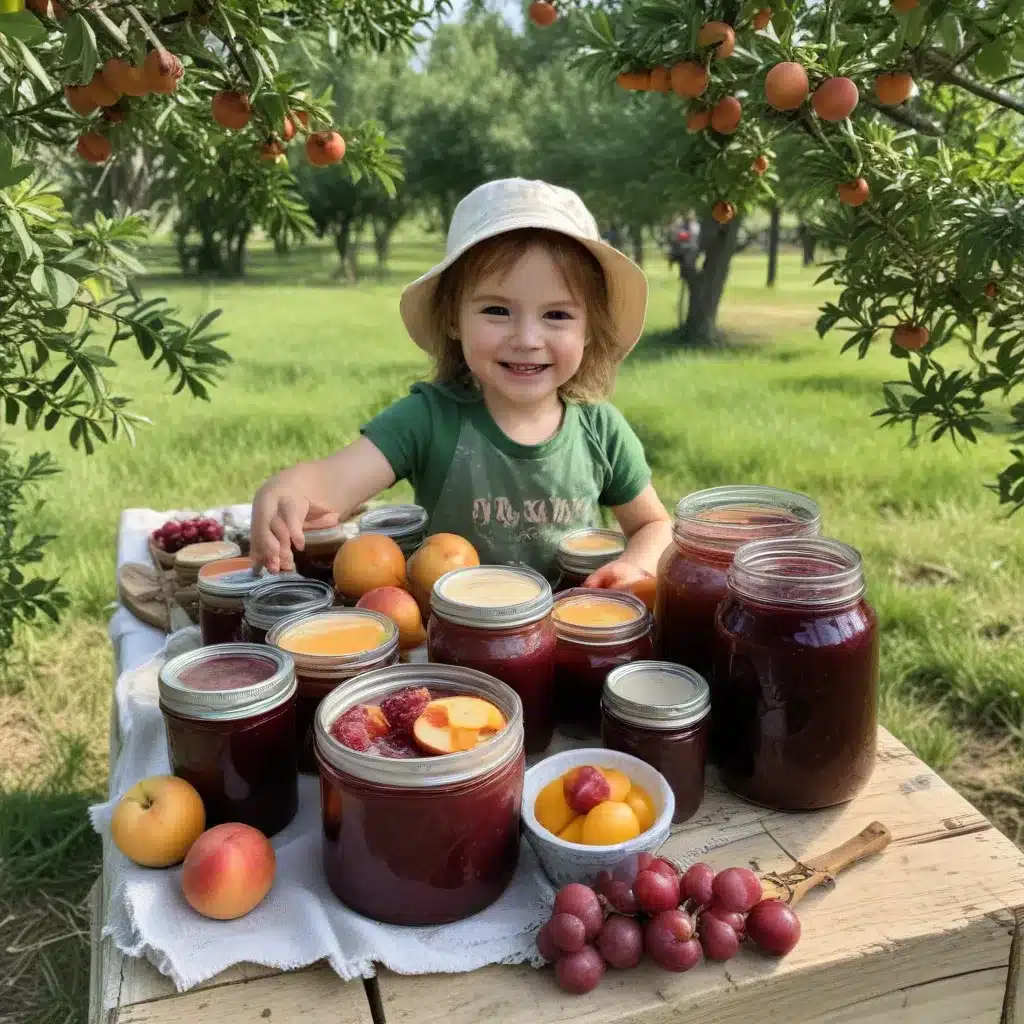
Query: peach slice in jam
413 696 506 755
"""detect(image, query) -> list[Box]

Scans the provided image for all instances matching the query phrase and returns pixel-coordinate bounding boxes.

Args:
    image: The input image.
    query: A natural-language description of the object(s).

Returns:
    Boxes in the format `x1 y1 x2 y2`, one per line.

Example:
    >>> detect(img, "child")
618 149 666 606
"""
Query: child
250 178 672 589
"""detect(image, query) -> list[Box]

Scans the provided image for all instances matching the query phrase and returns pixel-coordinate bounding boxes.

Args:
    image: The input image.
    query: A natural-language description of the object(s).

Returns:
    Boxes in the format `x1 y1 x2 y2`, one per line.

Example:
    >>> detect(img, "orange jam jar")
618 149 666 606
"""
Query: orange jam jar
551 589 654 736
267 609 399 773
554 528 627 591
242 576 334 644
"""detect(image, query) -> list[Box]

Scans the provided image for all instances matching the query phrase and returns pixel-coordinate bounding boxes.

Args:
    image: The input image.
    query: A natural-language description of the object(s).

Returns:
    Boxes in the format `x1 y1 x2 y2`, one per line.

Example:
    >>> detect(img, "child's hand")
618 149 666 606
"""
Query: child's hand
250 486 338 573
583 559 656 611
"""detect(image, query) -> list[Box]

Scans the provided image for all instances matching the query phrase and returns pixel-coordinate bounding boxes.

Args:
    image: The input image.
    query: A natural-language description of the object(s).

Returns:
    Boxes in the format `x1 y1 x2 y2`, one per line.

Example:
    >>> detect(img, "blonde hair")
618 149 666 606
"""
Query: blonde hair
429 228 620 403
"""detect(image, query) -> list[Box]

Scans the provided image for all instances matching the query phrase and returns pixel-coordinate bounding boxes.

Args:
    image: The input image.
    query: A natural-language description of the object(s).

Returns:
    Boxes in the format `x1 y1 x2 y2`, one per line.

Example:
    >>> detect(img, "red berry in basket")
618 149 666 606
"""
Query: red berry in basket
163 520 182 536
745 899 801 956
153 535 166 550
698 912 740 961
380 687 431 734
536 921 559 962
553 884 603 940
712 867 762 913
644 909 700 971
681 862 715 906
548 913 586 954
555 945 605 994
634 869 680 914
597 914 643 969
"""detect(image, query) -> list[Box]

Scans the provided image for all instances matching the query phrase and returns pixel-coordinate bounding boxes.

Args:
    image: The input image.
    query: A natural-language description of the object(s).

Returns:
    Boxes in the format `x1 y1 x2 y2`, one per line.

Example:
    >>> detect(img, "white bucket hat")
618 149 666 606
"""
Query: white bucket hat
399 178 649 359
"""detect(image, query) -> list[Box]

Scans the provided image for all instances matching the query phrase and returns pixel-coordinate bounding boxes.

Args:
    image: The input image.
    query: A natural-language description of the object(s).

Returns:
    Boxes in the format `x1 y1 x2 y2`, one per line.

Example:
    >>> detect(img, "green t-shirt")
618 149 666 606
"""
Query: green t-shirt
360 382 651 580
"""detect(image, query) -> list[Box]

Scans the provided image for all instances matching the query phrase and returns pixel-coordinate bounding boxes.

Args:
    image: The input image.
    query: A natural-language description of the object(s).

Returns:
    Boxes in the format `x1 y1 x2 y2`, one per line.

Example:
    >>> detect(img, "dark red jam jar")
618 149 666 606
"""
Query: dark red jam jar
552 589 654 736
554 528 627 592
314 663 525 925
601 661 711 824
656 486 822 684
197 558 265 646
267 608 400 774
293 524 348 585
713 537 879 811
242 575 334 645
427 566 556 755
158 644 298 837
358 504 428 557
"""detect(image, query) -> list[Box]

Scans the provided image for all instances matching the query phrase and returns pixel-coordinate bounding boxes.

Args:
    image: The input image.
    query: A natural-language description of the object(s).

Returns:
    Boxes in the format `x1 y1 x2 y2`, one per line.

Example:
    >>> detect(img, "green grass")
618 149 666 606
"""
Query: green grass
2 227 1023 1022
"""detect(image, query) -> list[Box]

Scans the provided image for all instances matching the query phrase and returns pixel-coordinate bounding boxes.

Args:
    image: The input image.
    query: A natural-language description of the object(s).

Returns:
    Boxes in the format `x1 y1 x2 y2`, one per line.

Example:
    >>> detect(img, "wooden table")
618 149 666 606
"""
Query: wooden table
89 728 1024 1023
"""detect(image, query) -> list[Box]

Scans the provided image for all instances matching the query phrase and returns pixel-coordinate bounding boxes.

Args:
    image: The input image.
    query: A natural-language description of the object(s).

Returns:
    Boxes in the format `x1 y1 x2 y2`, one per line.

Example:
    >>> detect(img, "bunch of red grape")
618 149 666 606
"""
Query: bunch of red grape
151 517 224 554
535 854 801 994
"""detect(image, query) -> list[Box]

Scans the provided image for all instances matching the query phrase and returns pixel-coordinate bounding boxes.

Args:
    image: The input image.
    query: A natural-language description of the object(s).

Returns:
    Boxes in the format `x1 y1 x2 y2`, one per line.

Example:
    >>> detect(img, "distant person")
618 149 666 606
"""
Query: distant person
250 178 670 590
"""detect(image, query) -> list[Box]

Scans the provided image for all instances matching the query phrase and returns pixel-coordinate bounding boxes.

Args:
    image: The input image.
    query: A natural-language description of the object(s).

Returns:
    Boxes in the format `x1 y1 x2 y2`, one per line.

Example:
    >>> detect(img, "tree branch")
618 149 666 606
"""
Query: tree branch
864 97 944 137
924 54 1024 117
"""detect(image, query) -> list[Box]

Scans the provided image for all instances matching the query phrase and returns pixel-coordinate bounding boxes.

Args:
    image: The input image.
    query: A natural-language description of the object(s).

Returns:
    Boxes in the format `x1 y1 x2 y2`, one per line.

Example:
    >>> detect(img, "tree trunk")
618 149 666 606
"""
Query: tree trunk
629 224 644 266
228 225 250 277
372 217 395 276
799 222 816 266
766 205 781 287
334 217 356 281
679 217 741 346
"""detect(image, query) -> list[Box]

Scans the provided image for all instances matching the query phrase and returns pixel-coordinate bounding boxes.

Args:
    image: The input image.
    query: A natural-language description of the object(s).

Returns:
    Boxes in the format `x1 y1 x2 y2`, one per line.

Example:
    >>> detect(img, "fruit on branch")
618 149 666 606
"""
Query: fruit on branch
77 133 112 164
765 62 809 110
212 91 253 130
874 71 913 105
892 323 929 351
712 201 735 224
698 21 735 59
812 77 859 121
144 50 184 94
838 178 870 206
710 95 742 134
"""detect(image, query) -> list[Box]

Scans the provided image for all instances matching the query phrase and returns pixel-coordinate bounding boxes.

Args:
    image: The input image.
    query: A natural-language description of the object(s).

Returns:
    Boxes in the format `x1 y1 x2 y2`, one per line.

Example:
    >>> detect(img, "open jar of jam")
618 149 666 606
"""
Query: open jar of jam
158 644 298 837
197 558 265 646
602 661 711 824
713 537 879 811
427 566 556 755
267 609 399 773
656 486 821 685
358 504 428 557
242 575 334 644
552 589 653 736
293 524 348 585
315 663 524 925
554 529 627 591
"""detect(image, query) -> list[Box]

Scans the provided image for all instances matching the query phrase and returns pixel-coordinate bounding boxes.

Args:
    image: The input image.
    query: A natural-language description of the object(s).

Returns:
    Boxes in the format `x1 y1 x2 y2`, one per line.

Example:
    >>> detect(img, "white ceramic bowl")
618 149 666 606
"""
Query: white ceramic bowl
522 747 674 889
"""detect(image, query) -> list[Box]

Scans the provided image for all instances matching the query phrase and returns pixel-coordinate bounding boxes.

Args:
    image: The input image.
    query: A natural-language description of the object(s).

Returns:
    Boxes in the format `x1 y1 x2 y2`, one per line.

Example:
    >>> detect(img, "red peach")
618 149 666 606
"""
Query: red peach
181 823 275 920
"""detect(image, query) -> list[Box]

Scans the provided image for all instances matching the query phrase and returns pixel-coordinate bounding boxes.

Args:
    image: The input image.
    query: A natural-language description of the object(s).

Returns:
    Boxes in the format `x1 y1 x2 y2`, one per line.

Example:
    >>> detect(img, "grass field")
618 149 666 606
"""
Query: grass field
2 228 1023 1022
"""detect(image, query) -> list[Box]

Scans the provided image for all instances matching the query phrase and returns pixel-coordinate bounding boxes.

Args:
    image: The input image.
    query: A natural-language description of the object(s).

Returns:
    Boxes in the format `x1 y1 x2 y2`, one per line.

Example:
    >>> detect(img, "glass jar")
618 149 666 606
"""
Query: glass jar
713 537 879 811
601 661 711 824
427 566 556 755
358 504 429 557
242 575 334 644
656 486 821 684
552 589 653 736
174 539 242 590
315 663 524 925
158 644 298 837
267 608 399 773
197 558 264 646
293 524 348 585
553 528 627 591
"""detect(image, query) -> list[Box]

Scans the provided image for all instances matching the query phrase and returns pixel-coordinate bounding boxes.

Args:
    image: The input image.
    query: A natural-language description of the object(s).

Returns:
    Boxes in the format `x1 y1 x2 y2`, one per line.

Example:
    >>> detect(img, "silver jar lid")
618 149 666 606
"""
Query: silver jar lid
552 588 651 646
301 523 349 546
359 504 428 539
556 528 627 577
603 661 710 731
243 575 334 630
266 607 399 675
197 561 267 599
430 565 553 629
174 540 242 570
158 643 295 722
314 663 523 787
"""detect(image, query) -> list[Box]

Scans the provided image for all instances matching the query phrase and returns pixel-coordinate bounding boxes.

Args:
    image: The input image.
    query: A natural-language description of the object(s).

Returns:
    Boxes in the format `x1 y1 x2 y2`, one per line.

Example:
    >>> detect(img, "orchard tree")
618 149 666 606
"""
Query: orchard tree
566 0 1024 511
0 0 444 658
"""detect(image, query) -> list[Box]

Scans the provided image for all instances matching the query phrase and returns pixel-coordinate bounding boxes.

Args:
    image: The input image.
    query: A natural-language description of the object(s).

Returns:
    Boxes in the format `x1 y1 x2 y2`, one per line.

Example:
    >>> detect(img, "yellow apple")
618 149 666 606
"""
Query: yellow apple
110 775 206 868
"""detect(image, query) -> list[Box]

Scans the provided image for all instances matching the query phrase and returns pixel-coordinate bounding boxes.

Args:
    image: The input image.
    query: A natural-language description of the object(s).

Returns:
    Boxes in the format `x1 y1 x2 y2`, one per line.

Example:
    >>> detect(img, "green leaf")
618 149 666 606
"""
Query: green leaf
14 37 54 91
0 130 12 173
0 9 49 44
29 264 81 308
975 41 1011 79
5 208 39 261
0 161 33 188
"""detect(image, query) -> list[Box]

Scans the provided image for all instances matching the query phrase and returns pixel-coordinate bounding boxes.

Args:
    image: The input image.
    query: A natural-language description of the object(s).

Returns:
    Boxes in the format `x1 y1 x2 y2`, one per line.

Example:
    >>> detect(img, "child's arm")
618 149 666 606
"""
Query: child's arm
585 484 672 589
250 437 397 573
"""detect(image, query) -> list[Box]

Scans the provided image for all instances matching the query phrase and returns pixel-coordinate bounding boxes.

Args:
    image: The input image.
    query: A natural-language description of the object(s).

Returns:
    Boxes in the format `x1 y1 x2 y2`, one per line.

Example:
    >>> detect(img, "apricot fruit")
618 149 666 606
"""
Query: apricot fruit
752 154 769 175
104 57 148 97
765 61 809 110
617 70 651 91
333 533 406 601
891 0 918 11
838 178 870 207
260 140 285 161
624 785 657 832
670 61 708 99
406 533 480 617
181 823 275 920
648 66 671 93
686 108 710 132
144 50 184 94
564 766 612 815
356 586 426 650
581 801 641 846
875 71 913 106
712 200 735 224
812 76 859 122
892 324 929 351
413 696 506 755
752 7 772 30
598 767 631 802
710 95 742 134
306 130 346 167
282 115 297 141
985 281 998 299
65 84 98 117
85 70 119 108
212 90 252 131
698 21 735 59
77 133 111 164
528 0 557 27
535 778 577 835
559 817 585 844
111 775 205 867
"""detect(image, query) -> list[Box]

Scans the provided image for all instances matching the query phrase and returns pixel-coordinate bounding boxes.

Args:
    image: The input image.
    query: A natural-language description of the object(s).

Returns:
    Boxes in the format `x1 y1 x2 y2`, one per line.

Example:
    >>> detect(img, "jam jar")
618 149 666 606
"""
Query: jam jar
242 575 334 644
602 661 711 824
713 537 879 811
552 589 654 736
358 504 429 557
656 485 821 684
197 558 265 646
315 663 524 925
158 644 298 836
427 566 557 755
293 524 348 585
267 608 399 773
554 528 627 591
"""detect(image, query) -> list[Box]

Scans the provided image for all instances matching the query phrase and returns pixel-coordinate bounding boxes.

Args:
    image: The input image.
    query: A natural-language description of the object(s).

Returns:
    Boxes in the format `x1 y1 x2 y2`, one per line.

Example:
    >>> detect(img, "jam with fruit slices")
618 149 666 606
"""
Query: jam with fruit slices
713 537 878 810
358 504 428 557
427 566 556 754
601 661 711 824
293 524 347 585
656 485 821 695
554 529 627 592
267 609 399 774
552 589 653 736
198 558 266 646
242 575 334 644
159 644 298 837
315 664 525 925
